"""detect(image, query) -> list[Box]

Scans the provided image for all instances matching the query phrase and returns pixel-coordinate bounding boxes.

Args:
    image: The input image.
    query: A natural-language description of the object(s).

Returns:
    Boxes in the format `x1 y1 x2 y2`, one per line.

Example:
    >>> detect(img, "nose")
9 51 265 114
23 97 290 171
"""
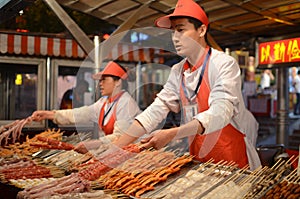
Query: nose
172 31 180 43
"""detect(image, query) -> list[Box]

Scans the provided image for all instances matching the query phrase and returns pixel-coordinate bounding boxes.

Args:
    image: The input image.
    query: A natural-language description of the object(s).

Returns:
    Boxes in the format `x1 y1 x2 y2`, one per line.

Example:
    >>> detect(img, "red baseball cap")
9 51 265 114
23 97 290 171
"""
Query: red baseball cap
92 61 128 80
155 0 209 28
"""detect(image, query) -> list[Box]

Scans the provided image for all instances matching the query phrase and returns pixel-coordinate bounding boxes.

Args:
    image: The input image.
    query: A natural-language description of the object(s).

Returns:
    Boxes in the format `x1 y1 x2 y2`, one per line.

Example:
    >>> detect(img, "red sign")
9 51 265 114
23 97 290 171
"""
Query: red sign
258 37 300 65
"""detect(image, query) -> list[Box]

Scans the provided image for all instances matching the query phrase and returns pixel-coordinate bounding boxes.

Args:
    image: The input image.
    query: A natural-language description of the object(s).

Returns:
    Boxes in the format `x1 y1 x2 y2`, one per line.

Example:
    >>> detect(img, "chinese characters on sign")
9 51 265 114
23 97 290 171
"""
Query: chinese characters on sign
259 37 300 65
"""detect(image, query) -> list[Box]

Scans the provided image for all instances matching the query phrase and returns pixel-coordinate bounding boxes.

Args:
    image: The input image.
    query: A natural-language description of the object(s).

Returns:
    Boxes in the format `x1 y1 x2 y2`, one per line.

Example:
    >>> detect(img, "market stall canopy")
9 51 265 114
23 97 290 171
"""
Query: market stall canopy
0 32 164 63
55 0 300 54
0 0 300 54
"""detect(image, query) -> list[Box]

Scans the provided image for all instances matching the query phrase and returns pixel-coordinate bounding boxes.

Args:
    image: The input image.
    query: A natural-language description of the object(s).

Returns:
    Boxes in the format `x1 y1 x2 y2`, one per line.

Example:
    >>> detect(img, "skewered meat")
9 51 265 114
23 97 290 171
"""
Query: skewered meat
0 157 64 182
98 154 193 198
0 128 63 157
78 144 141 181
17 173 91 199
30 136 75 150
35 190 113 199
0 117 32 146
9 177 56 189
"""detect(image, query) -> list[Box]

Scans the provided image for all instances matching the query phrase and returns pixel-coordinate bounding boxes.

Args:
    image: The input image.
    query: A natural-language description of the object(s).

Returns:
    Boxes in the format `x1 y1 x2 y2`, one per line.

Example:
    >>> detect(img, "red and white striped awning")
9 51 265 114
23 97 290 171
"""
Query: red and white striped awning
107 43 164 63
0 32 85 58
0 32 164 63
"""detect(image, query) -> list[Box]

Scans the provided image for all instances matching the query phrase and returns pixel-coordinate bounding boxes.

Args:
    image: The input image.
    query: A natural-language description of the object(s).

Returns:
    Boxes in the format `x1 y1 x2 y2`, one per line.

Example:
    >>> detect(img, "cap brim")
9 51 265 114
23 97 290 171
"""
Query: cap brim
92 72 128 80
92 72 103 80
155 15 172 29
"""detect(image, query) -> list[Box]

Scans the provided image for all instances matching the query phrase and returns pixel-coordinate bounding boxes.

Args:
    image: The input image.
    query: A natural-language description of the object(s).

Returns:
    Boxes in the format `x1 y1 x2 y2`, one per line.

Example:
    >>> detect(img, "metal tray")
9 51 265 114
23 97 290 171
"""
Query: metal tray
142 161 235 199
139 160 201 198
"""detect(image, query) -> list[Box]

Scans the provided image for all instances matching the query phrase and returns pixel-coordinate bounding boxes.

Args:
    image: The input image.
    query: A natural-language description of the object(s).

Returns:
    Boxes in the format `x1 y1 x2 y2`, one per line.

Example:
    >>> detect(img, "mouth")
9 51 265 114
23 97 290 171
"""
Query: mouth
175 45 181 51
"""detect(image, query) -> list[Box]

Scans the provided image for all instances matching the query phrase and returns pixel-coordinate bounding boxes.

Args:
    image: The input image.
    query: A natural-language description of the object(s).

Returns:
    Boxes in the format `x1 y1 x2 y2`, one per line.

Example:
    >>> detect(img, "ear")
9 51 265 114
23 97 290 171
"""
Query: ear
115 79 122 87
198 24 207 38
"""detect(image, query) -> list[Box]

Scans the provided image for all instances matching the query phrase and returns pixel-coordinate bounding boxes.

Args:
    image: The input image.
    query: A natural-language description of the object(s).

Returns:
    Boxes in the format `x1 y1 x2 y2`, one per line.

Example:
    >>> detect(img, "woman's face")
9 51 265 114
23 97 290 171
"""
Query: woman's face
99 75 118 97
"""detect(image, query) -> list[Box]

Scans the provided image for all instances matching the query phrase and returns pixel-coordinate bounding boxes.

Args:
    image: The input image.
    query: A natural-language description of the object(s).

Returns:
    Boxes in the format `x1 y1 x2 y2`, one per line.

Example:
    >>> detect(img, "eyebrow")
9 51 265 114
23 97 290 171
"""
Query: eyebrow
174 24 185 29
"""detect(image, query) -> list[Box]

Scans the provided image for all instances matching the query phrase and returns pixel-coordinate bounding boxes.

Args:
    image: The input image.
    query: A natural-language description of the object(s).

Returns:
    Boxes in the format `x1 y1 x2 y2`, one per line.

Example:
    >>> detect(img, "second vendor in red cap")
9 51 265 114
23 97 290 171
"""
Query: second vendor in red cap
31 61 141 153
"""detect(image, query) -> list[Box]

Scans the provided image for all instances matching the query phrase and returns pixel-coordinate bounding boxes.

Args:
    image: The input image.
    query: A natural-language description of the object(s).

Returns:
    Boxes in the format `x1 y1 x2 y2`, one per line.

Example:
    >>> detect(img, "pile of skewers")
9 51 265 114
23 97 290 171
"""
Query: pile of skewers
94 149 194 198
16 144 142 199
243 156 296 198
0 157 64 183
201 165 257 199
0 129 63 157
261 165 300 199
199 156 296 199
17 173 90 199
152 160 237 199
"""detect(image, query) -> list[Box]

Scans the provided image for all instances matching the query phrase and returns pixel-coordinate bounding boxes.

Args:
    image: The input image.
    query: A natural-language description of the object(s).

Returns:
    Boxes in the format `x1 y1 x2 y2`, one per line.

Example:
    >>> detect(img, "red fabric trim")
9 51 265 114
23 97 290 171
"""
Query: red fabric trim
60 38 66 57
34 36 41 55
72 40 78 58
47 38 53 56
7 34 14 54
139 48 145 62
128 45 134 61
118 43 123 61
21 35 27 55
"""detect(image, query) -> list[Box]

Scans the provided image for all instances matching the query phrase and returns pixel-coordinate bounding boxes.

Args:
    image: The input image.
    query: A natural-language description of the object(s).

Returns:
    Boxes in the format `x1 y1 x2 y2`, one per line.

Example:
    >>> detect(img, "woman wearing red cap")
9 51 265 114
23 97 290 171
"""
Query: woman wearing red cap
31 61 141 153
114 0 261 170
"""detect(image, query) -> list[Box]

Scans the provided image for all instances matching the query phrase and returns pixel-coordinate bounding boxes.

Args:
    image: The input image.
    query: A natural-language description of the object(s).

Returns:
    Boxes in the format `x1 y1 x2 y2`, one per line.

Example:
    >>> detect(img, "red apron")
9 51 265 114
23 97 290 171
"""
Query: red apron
180 52 248 169
98 92 124 135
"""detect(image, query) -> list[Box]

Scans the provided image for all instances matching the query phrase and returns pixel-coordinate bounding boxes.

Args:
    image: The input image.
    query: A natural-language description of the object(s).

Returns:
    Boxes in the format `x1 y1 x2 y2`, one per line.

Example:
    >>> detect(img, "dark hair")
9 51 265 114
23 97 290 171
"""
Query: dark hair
76 79 89 89
104 75 128 90
110 75 121 81
169 16 209 43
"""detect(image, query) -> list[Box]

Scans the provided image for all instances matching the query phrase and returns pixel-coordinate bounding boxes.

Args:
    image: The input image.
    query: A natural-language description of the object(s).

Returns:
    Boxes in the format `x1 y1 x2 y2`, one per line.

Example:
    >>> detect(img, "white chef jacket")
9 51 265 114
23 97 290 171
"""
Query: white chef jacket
53 91 141 141
136 48 261 170
260 72 271 89
294 75 300 94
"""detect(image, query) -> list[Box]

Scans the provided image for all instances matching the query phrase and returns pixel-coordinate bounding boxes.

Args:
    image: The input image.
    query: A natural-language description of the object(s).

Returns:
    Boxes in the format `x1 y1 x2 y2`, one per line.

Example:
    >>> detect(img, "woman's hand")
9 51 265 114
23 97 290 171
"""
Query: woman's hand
74 140 102 154
140 129 176 150
74 142 89 154
31 110 55 121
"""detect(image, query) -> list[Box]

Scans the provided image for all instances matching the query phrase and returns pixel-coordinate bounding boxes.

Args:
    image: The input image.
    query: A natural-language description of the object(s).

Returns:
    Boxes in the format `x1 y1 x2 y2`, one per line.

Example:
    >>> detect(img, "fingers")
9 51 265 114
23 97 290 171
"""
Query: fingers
75 148 88 154
26 116 33 123
31 111 42 121
139 142 153 151
140 136 152 144
139 136 155 150
74 143 88 154
31 110 53 121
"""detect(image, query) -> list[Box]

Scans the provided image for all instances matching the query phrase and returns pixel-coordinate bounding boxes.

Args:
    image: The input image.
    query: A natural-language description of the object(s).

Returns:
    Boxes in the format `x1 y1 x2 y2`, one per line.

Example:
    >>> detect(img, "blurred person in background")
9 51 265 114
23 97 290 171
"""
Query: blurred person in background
260 69 274 90
60 79 89 109
289 67 298 113
293 70 300 115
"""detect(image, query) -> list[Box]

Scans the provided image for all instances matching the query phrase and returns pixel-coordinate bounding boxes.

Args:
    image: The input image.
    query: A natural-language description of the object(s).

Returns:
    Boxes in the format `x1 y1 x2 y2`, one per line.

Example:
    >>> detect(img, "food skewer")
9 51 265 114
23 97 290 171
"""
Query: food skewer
0 116 33 146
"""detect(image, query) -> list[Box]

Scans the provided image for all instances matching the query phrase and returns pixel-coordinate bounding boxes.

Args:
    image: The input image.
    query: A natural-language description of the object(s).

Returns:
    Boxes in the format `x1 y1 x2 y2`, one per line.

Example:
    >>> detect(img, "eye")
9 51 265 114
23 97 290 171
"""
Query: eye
175 27 184 33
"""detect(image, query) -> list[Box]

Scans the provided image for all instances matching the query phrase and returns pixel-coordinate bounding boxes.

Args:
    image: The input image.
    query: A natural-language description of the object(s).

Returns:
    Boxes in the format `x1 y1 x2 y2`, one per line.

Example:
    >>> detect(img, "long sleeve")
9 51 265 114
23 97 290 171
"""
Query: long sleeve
194 51 240 134
135 65 182 133
53 98 105 125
